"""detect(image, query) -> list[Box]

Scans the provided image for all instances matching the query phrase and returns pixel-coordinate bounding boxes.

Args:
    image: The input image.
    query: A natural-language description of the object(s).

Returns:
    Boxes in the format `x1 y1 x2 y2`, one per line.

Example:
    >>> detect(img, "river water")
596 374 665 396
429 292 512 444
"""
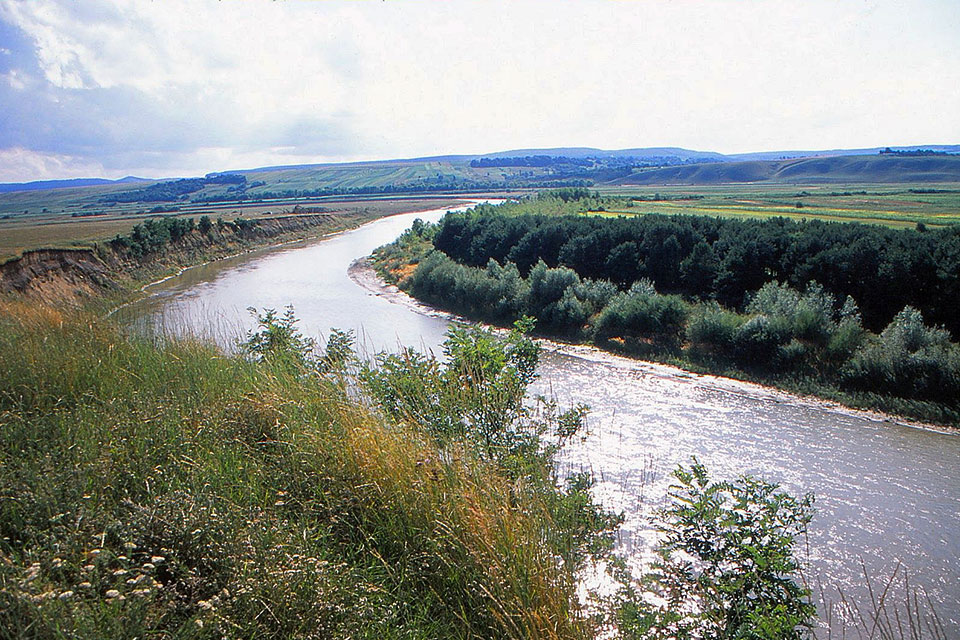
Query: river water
119 203 960 636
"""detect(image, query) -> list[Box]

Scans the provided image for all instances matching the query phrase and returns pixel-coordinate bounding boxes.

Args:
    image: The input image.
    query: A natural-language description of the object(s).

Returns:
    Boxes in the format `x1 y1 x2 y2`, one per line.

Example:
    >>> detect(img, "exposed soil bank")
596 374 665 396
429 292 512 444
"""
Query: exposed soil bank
0 248 116 303
0 211 419 307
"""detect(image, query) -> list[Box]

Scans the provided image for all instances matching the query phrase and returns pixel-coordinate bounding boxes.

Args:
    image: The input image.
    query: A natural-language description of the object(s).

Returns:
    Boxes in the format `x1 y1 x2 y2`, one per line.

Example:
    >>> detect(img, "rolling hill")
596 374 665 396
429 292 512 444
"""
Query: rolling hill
613 154 960 185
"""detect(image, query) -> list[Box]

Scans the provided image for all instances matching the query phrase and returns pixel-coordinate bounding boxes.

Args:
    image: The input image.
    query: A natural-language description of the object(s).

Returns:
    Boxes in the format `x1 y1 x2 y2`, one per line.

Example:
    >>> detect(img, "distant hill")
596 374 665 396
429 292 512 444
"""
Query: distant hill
612 154 960 185
0 176 148 194
477 146 728 162
726 145 960 161
3 145 959 198
226 145 960 176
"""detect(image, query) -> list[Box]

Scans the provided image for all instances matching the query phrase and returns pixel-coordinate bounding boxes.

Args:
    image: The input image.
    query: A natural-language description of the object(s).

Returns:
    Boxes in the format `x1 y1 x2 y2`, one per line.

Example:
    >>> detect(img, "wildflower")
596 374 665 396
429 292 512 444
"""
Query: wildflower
195 619 204 628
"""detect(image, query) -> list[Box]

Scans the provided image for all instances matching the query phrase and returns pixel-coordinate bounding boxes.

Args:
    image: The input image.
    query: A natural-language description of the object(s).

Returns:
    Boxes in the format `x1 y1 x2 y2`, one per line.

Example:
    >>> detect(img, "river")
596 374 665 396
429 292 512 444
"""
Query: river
118 202 960 636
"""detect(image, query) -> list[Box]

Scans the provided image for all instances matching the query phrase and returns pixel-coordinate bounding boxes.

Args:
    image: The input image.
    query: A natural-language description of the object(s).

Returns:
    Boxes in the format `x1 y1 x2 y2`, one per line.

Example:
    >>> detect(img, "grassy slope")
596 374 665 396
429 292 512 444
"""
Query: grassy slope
0 302 591 639
614 154 960 185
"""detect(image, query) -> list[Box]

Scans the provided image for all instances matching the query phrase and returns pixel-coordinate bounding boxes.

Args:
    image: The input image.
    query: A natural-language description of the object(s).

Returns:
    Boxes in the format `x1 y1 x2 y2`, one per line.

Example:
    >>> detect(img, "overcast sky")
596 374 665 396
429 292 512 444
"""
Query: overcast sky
1 0 958 182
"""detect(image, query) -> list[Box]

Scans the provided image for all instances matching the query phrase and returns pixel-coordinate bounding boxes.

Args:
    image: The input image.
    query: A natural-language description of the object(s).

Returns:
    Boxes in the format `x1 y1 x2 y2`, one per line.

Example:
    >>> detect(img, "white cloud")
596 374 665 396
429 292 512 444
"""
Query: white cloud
0 0 958 180
3 68 25 89
0 147 107 182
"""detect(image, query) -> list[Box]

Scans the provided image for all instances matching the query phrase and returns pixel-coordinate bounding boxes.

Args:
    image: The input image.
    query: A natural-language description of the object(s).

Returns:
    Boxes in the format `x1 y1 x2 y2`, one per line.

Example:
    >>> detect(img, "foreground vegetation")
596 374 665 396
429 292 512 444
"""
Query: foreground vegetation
0 303 612 638
373 196 960 425
0 299 838 638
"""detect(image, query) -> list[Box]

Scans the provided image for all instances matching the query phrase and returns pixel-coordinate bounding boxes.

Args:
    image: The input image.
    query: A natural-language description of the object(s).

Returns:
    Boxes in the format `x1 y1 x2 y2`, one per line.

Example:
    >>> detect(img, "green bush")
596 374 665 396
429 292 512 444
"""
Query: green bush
747 281 838 346
685 302 746 356
360 318 621 571
618 461 816 640
733 315 794 367
594 289 690 347
526 260 583 329
842 306 960 406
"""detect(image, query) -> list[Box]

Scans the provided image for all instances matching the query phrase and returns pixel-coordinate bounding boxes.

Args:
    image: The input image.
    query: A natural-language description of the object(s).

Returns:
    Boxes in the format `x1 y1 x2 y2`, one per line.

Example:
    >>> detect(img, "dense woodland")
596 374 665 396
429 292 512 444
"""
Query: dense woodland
376 196 960 422
432 199 960 335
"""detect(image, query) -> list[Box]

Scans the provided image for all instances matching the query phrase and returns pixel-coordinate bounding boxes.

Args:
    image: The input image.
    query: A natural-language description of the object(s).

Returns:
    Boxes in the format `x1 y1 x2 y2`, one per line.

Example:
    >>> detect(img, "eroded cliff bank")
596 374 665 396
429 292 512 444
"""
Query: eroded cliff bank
0 213 371 306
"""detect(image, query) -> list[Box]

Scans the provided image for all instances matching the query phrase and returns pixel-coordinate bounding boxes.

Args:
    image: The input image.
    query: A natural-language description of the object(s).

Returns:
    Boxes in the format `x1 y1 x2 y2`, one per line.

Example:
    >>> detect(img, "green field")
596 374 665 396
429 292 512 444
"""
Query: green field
596 183 960 228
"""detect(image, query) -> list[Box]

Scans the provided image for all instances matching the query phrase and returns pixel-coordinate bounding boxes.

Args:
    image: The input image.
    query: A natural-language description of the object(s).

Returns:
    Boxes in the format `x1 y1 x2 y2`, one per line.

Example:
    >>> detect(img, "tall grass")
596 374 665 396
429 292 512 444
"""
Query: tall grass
0 301 593 639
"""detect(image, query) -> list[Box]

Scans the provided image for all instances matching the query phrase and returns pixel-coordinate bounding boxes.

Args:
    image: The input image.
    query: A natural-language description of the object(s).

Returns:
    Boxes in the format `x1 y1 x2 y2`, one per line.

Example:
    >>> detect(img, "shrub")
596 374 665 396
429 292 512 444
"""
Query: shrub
747 281 837 345
240 305 317 373
685 302 746 357
733 314 794 367
571 278 618 316
842 306 960 406
618 461 816 640
594 287 690 347
527 261 581 319
360 318 621 571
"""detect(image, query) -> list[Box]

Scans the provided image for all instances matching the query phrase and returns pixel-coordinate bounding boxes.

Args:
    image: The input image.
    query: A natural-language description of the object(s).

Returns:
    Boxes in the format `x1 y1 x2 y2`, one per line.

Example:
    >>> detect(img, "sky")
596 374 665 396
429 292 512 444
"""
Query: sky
0 0 958 182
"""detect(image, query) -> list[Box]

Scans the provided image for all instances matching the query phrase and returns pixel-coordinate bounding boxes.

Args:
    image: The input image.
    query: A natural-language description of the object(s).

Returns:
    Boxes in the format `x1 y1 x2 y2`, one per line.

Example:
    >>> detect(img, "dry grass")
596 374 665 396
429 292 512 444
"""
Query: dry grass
0 302 592 639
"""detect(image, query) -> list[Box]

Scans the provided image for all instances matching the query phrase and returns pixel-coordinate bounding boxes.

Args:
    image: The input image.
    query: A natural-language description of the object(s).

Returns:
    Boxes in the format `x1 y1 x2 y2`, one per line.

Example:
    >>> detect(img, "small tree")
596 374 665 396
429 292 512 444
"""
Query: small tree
619 460 816 640
360 318 620 571
240 306 317 372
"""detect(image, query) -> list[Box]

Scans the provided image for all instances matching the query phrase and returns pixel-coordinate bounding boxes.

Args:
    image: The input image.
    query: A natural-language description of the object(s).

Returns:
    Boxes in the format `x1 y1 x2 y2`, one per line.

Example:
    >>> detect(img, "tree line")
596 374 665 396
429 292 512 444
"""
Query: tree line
102 174 247 204
375 208 960 422
432 207 960 336
108 214 248 259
